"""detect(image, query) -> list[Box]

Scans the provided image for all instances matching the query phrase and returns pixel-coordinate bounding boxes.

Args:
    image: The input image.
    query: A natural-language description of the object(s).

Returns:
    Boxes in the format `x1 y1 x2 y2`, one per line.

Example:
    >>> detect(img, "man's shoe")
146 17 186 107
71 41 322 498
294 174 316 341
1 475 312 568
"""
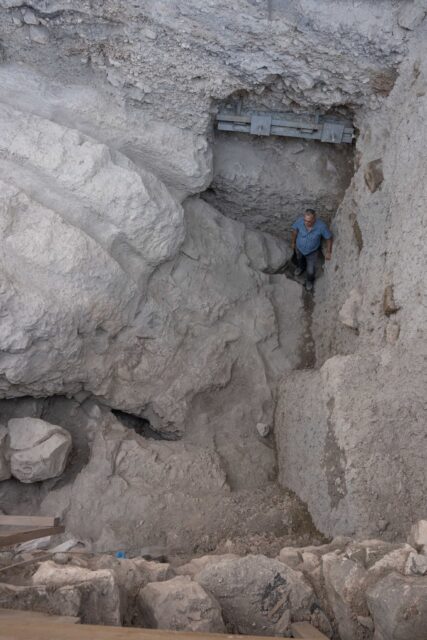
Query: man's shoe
294 267 304 276
305 281 313 292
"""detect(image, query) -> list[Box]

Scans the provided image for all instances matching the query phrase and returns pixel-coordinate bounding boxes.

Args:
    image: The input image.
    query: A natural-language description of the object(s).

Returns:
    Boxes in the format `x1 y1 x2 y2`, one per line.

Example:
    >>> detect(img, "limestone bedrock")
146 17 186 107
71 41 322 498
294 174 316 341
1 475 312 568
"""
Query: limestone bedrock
0 0 424 549
276 20 427 540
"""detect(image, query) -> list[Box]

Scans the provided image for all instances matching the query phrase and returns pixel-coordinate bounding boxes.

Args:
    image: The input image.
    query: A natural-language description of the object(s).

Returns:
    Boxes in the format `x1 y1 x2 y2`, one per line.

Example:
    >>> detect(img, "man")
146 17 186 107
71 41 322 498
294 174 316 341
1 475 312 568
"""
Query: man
290 209 333 291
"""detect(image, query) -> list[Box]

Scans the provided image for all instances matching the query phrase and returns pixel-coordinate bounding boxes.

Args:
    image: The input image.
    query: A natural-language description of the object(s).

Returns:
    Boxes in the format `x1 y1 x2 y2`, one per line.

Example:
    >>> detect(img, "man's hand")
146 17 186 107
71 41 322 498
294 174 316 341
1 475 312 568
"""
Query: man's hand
325 251 332 260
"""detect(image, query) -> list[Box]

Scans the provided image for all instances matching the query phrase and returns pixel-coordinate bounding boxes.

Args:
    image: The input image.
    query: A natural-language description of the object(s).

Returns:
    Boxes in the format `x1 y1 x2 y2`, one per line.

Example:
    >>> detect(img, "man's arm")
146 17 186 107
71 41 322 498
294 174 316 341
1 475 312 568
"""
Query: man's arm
291 229 298 251
324 237 333 260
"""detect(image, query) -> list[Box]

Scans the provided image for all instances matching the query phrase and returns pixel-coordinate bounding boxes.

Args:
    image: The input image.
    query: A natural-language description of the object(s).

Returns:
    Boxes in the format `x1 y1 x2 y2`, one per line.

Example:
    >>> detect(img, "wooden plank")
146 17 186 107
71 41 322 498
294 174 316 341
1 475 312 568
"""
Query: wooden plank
291 621 330 639
0 619 274 640
0 516 59 527
0 609 80 625
0 525 64 548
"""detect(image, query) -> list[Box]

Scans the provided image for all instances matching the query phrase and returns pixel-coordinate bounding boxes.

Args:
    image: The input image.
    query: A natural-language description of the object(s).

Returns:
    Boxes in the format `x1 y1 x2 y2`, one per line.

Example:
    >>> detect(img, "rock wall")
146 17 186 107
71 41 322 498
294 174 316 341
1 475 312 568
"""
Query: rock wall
276 19 427 540
203 132 354 236
0 0 425 551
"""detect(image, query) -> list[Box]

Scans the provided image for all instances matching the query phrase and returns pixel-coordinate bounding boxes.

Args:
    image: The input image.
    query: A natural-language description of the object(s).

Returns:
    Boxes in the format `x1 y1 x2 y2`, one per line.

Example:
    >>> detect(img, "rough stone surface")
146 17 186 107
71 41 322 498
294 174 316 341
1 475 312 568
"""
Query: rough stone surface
367 572 427 640
408 520 427 551
8 417 71 483
273 13 427 542
0 0 424 571
322 552 371 640
203 132 354 235
0 2 409 133
36 403 309 555
175 554 239 579
0 424 10 481
404 551 427 576
278 547 302 569
195 554 318 636
1 563 121 625
139 575 225 633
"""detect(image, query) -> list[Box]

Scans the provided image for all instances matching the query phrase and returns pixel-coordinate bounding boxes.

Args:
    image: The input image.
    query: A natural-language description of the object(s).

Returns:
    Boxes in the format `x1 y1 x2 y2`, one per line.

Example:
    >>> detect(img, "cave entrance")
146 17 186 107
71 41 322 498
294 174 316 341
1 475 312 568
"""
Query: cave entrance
202 98 356 240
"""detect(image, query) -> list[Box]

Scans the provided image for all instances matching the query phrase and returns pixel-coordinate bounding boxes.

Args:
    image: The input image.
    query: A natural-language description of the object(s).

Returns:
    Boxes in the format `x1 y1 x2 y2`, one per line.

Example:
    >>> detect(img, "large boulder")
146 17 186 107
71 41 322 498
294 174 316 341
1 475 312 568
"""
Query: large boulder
0 561 121 625
321 541 414 640
367 572 427 640
138 575 225 633
8 417 71 482
322 552 371 640
195 554 318 636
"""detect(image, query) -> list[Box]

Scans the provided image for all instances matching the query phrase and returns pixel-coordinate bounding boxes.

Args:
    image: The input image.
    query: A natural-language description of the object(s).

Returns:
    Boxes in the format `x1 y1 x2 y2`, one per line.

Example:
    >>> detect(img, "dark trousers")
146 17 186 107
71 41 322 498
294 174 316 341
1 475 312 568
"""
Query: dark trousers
296 249 318 283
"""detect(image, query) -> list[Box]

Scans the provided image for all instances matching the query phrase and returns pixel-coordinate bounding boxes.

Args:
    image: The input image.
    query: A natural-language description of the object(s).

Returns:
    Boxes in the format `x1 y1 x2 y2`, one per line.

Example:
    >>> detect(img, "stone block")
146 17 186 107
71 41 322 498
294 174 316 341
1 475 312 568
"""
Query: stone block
139 575 225 632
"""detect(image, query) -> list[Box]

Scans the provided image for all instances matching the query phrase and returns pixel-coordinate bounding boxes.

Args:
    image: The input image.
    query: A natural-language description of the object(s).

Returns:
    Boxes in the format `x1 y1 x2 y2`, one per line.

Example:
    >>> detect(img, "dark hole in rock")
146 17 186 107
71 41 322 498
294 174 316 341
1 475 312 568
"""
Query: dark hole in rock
111 409 172 440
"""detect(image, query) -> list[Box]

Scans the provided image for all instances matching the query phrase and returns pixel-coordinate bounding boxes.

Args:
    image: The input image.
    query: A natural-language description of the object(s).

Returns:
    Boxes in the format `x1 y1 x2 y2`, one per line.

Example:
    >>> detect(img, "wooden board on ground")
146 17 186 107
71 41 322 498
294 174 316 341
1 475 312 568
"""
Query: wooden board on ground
0 620 275 640
0 609 80 625
0 516 60 528
290 621 330 639
0 525 64 548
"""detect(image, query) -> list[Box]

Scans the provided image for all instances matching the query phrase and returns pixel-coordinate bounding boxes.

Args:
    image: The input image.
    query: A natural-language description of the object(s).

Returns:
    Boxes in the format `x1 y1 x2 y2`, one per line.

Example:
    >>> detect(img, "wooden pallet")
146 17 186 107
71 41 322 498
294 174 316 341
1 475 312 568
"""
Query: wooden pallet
0 515 64 548
0 617 329 639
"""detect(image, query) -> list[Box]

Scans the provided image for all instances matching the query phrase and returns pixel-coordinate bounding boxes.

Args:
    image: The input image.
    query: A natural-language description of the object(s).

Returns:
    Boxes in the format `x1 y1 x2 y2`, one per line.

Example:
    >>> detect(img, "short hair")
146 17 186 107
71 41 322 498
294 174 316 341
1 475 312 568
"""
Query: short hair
305 208 316 216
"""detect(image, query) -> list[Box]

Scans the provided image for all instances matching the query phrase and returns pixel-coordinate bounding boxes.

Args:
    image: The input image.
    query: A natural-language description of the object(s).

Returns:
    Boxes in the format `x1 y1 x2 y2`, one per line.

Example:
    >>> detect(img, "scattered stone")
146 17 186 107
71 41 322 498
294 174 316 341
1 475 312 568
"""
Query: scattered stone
383 284 400 316
385 321 400 344
22 9 39 25
132 558 175 582
196 554 316 635
299 551 320 573
404 551 427 576
338 287 363 329
367 572 427 640
408 519 427 551
53 553 70 565
364 158 384 193
368 545 413 576
29 25 49 44
139 575 225 633
357 615 374 632
277 547 302 569
8 417 71 483
256 422 270 437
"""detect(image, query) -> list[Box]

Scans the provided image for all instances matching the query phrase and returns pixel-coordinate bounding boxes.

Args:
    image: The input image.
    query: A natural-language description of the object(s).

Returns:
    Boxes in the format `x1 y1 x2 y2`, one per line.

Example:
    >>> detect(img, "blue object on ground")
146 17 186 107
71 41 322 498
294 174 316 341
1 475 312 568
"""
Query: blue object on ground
115 550 126 559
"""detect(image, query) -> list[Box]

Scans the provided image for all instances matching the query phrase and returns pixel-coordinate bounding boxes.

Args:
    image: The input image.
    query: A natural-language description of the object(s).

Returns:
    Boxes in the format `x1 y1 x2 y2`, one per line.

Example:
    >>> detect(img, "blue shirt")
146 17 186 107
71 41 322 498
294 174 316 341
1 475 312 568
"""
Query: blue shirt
291 217 332 256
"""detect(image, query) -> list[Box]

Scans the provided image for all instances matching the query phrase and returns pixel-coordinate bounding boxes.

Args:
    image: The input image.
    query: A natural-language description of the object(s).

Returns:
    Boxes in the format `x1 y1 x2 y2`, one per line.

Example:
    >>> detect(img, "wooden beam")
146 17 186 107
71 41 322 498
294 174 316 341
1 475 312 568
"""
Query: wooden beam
290 621 330 639
0 609 80 625
0 525 65 548
0 619 275 640
0 516 60 527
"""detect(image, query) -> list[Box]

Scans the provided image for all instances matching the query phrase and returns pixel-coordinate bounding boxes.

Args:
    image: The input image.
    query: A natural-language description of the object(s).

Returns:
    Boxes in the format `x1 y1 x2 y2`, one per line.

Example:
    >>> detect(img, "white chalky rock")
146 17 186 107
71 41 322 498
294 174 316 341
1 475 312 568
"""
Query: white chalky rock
408 520 427 552
139 575 225 633
30 561 121 625
338 287 363 329
8 417 72 483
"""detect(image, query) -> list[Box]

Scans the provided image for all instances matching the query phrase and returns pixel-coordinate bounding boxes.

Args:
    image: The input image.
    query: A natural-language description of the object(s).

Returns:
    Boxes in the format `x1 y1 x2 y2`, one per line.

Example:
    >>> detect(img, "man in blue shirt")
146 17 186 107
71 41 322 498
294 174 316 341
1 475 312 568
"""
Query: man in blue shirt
291 209 333 291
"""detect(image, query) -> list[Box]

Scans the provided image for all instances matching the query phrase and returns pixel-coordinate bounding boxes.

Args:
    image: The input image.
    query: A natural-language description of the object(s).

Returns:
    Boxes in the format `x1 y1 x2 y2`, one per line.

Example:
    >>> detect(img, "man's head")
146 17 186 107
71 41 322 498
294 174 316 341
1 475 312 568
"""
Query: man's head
304 208 316 229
